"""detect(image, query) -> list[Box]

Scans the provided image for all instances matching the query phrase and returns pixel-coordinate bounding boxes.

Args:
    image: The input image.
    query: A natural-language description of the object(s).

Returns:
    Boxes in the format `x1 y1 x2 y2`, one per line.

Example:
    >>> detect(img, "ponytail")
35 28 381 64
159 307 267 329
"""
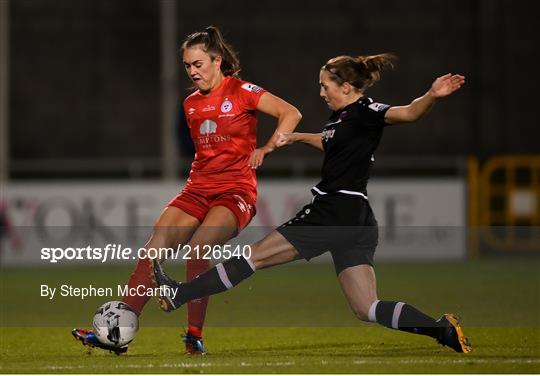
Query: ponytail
181 26 241 77
322 53 396 90
357 54 395 86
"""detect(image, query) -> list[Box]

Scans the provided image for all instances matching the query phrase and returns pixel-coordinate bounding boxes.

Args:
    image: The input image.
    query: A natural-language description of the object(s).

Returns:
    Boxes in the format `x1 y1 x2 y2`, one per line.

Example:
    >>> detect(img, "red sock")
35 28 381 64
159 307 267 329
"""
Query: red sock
186 258 211 337
122 258 155 315
187 325 202 338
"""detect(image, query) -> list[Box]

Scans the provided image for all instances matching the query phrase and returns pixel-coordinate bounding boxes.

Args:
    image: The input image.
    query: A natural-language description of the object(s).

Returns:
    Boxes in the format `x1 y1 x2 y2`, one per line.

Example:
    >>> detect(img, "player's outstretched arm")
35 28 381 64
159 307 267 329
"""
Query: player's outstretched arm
276 132 324 151
248 93 302 169
384 73 465 125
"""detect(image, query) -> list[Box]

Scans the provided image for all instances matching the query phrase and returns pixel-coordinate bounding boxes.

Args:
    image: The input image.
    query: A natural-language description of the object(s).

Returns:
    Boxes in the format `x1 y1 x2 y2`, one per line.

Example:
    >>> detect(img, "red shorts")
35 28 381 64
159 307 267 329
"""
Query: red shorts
168 189 257 231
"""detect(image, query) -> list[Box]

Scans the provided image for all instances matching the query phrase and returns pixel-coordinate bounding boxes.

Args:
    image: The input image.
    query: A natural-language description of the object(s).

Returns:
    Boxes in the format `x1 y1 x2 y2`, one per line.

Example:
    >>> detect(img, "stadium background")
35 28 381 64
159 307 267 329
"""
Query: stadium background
0 0 539 373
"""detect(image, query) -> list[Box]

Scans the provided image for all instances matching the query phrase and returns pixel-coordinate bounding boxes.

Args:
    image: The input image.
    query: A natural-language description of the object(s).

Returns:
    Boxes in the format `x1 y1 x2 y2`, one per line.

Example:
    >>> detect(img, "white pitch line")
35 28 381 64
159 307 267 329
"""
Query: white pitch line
2 357 539 372
352 359 540 365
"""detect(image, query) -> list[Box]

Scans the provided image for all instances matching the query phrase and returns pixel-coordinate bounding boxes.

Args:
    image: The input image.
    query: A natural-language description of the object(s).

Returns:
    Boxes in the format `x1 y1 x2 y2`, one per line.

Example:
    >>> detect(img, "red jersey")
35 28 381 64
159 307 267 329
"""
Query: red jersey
183 76 267 196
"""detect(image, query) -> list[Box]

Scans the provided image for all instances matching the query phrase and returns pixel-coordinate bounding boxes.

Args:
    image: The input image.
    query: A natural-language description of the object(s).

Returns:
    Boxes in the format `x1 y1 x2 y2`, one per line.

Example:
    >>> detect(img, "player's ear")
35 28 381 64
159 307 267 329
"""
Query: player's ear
213 55 222 69
342 82 353 95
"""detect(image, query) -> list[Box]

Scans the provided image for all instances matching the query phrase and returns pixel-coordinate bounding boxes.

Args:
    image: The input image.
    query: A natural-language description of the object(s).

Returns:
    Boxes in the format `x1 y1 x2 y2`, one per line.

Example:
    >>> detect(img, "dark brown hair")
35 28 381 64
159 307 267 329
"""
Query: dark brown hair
322 53 396 91
181 26 241 77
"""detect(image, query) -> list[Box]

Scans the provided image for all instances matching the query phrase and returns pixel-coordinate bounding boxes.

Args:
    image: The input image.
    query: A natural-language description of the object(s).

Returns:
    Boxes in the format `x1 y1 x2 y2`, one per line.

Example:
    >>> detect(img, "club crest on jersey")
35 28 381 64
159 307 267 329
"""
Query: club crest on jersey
241 83 263 93
220 99 233 113
368 102 390 112
322 128 335 141
199 119 218 135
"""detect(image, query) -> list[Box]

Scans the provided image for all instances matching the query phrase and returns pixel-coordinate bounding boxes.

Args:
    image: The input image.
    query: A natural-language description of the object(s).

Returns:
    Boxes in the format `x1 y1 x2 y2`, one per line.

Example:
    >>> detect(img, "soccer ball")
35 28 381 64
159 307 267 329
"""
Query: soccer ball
92 301 139 347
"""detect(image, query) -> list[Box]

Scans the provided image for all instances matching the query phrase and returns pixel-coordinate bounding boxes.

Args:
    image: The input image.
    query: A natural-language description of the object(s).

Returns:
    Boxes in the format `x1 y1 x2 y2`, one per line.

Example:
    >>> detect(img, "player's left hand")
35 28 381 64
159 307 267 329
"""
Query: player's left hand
430 74 465 98
276 132 296 147
248 147 272 169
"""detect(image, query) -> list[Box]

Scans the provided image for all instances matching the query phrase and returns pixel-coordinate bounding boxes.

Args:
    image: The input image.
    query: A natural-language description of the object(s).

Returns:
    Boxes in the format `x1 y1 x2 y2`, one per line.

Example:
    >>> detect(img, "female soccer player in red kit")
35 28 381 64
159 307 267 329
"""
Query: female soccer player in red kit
73 26 302 355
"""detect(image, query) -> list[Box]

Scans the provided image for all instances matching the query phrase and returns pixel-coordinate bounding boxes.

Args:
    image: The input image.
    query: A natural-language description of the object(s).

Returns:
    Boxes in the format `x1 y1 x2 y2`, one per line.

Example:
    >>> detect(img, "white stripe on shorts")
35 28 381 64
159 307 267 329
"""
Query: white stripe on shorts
337 190 368 200
311 186 327 196
216 263 233 289
392 302 405 329
311 186 368 200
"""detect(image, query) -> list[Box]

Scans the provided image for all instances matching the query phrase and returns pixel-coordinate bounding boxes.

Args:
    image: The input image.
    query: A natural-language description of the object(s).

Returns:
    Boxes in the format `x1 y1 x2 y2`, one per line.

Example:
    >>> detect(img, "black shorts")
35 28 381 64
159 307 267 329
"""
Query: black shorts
276 192 378 274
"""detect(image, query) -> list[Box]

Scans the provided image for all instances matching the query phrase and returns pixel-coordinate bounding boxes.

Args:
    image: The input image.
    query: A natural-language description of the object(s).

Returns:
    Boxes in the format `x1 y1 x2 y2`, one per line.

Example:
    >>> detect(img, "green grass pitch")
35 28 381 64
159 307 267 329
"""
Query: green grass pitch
1 259 539 373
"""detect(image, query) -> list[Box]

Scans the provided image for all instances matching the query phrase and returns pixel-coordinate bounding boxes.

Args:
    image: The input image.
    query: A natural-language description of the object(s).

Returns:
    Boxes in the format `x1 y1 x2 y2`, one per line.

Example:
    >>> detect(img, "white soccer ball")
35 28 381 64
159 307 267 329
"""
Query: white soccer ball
92 301 139 347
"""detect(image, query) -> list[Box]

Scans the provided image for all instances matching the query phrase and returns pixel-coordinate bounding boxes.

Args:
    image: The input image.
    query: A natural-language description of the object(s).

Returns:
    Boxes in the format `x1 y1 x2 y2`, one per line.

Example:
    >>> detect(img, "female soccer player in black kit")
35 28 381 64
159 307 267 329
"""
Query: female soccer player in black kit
152 53 471 353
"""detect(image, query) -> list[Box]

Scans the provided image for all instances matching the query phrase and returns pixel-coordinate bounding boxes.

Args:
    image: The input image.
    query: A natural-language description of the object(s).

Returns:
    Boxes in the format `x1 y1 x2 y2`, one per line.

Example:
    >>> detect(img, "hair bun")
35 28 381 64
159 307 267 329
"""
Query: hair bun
322 53 395 90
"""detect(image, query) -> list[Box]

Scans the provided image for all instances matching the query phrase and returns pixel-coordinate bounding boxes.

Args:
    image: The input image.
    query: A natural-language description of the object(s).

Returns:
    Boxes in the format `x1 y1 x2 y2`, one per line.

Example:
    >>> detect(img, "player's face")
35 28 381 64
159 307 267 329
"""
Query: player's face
319 70 346 111
183 46 223 92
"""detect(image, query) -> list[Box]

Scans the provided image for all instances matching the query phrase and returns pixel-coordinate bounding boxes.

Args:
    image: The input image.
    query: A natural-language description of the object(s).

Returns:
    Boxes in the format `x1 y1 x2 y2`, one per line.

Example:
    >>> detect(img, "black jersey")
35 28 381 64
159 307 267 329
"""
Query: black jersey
314 97 390 197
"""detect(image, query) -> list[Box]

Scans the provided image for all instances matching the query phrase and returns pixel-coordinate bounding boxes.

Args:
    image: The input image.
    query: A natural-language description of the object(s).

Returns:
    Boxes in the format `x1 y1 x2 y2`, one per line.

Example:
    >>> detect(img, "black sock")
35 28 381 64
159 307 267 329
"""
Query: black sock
178 256 256 305
369 300 441 339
